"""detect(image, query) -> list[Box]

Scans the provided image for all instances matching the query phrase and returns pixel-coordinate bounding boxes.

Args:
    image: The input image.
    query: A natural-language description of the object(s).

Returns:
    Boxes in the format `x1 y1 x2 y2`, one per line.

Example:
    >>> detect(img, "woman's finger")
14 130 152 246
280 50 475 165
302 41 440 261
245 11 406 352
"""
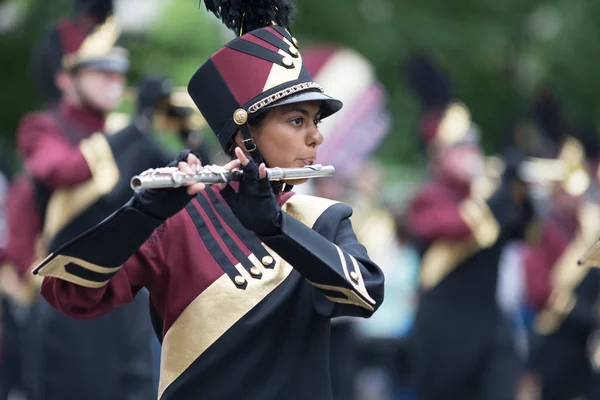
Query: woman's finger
186 182 206 196
216 159 242 190
234 147 249 167
258 163 267 179
178 161 193 175
222 159 241 172
186 152 201 166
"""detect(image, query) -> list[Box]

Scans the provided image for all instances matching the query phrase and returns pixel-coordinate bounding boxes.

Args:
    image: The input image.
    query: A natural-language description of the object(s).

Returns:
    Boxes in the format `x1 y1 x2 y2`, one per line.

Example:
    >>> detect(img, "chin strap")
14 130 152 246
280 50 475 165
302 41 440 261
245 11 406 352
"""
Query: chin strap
240 123 293 195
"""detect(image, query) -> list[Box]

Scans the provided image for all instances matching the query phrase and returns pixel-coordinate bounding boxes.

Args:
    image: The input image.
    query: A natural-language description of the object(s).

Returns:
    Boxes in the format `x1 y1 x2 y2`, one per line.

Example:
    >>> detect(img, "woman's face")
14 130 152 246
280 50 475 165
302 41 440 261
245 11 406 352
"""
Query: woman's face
437 144 484 186
244 100 324 184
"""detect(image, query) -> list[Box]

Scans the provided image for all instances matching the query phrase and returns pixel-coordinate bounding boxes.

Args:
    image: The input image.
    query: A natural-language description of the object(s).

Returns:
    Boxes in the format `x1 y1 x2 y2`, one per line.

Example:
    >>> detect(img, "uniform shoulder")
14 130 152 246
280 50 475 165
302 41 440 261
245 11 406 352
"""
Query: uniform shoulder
18 110 57 133
283 192 347 213
283 193 351 228
17 110 59 148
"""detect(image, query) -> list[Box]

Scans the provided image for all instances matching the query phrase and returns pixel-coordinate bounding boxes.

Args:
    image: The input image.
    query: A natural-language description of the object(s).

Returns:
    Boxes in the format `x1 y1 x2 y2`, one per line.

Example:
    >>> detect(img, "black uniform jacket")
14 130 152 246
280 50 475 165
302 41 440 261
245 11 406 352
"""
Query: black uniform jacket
34 187 385 400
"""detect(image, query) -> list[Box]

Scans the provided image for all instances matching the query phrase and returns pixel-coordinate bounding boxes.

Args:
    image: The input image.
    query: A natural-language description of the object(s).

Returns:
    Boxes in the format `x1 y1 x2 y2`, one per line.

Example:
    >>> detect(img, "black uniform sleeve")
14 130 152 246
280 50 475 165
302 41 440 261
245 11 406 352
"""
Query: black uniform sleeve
33 198 163 287
262 203 384 318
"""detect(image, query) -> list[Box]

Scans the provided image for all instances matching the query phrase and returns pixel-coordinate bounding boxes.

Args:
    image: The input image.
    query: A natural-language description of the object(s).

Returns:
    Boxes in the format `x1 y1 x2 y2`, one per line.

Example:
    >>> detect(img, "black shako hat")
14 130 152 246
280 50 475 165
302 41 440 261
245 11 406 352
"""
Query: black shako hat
187 1 342 161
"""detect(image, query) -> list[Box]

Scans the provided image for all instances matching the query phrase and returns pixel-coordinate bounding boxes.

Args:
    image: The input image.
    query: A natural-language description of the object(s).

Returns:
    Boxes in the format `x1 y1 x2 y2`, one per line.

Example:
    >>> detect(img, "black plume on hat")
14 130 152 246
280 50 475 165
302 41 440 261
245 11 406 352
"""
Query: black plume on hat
201 0 296 36
533 86 564 146
402 53 453 109
30 27 63 101
74 0 113 23
573 121 600 161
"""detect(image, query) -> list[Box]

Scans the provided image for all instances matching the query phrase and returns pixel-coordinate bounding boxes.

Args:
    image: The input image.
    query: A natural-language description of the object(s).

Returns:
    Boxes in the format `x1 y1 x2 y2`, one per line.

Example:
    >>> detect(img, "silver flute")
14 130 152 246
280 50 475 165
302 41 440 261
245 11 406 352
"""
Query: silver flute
130 164 336 190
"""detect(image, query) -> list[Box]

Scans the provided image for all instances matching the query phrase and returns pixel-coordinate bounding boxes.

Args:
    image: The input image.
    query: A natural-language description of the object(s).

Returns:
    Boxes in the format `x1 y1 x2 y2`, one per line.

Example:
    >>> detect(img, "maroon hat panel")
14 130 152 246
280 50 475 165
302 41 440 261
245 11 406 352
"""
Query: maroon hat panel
57 19 87 56
211 46 272 106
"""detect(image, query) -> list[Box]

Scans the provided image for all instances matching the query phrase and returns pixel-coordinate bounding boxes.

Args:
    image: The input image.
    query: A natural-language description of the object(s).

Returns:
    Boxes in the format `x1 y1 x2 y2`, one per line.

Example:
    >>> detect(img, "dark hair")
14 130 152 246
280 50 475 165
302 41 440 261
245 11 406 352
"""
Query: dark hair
225 110 269 158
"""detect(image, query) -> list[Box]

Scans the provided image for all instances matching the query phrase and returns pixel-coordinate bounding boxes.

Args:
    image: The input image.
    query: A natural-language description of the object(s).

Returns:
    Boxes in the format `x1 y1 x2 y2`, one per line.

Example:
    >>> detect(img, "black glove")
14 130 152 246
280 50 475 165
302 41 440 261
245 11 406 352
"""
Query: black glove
132 149 196 220
220 159 282 237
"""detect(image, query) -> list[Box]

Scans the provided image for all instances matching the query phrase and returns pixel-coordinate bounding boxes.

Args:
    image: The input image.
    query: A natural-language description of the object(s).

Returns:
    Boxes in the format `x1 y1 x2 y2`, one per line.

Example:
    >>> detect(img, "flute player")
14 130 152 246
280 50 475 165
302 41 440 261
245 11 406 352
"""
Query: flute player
32 1 385 399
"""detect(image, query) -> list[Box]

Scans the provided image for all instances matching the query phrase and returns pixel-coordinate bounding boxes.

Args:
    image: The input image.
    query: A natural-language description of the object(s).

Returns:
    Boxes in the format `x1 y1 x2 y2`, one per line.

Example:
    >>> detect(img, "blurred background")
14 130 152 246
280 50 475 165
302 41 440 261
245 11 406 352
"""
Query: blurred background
1 0 600 399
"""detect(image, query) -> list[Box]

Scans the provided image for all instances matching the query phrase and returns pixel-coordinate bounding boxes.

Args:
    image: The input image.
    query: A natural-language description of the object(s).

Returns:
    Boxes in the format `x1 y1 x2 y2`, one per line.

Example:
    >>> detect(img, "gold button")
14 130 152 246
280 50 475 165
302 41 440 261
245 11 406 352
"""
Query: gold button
350 271 359 281
282 57 293 67
233 108 248 125
292 37 299 48
250 266 261 276
289 46 299 57
262 255 274 266
234 275 246 286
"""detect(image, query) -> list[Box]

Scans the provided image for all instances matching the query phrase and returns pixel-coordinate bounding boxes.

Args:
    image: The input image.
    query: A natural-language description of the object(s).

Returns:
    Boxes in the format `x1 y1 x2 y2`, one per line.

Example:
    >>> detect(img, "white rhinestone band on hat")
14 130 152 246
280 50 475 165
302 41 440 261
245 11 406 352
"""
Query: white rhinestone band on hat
247 82 324 114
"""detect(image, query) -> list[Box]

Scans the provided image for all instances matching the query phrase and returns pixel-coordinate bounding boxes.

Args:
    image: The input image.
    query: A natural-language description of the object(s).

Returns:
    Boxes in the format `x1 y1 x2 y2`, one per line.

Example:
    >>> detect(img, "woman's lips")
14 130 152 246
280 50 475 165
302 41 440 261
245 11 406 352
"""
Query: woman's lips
298 158 316 166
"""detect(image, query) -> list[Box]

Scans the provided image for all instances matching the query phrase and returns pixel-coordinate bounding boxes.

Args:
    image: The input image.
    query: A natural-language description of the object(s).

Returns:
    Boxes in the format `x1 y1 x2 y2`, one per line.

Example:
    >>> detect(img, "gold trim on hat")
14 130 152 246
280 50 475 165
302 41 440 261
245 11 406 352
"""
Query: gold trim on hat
247 82 323 114
63 16 124 70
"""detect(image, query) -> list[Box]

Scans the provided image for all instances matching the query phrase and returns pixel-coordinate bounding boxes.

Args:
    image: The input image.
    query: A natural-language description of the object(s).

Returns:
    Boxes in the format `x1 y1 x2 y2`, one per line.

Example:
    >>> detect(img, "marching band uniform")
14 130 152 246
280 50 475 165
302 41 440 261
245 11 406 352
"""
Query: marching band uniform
526 135 600 400
17 14 161 400
32 3 385 398
405 102 531 400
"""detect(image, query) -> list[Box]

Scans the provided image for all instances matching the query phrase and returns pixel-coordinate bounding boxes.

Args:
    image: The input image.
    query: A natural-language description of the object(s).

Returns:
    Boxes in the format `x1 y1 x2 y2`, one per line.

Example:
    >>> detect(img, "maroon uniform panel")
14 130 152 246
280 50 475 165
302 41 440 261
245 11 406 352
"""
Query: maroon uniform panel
523 218 572 309
406 181 472 241
17 102 104 189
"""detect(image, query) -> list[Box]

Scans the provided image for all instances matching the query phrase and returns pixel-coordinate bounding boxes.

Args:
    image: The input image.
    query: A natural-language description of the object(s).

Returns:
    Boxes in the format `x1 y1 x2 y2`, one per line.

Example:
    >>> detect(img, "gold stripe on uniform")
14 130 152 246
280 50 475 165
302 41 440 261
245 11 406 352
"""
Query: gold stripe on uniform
458 197 500 247
35 253 121 289
158 194 338 398
44 133 120 240
419 195 500 290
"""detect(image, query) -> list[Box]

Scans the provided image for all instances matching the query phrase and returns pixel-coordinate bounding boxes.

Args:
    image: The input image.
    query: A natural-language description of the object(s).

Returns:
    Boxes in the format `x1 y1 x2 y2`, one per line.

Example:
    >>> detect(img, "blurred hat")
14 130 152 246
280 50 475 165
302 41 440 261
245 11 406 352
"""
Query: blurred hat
59 17 128 73
128 75 206 131
401 53 478 152
74 0 113 24
188 0 342 159
134 75 174 112
419 102 480 151
31 13 128 99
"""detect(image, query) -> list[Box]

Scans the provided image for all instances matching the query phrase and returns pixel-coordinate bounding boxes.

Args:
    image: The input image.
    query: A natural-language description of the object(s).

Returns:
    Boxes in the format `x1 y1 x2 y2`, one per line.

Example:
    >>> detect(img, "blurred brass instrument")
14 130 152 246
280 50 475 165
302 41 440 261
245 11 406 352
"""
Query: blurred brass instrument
130 164 336 190
485 137 591 197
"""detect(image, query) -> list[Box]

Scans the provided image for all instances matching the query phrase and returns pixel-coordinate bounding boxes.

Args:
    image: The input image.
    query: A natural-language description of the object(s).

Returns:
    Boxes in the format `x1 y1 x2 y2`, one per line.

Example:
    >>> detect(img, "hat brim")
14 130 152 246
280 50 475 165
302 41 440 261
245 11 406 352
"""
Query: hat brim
76 58 130 74
261 90 343 120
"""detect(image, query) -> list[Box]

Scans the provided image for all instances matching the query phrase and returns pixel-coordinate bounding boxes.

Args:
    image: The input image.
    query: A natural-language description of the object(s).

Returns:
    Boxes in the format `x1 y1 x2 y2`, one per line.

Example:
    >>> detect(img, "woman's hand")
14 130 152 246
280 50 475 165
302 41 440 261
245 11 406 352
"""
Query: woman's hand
181 153 241 195
220 147 282 236
133 150 215 220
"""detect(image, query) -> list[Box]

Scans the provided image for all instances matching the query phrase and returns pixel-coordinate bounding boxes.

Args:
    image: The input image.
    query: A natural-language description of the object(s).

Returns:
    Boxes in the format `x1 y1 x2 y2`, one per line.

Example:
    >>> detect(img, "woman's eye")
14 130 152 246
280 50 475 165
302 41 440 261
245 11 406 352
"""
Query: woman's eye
314 119 322 127
291 117 303 126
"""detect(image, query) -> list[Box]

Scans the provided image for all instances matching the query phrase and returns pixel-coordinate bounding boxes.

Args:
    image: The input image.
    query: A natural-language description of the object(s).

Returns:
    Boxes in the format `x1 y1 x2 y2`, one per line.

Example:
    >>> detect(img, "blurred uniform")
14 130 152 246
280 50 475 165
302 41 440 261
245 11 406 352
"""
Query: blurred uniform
525 132 600 400
15 10 167 400
405 101 532 400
